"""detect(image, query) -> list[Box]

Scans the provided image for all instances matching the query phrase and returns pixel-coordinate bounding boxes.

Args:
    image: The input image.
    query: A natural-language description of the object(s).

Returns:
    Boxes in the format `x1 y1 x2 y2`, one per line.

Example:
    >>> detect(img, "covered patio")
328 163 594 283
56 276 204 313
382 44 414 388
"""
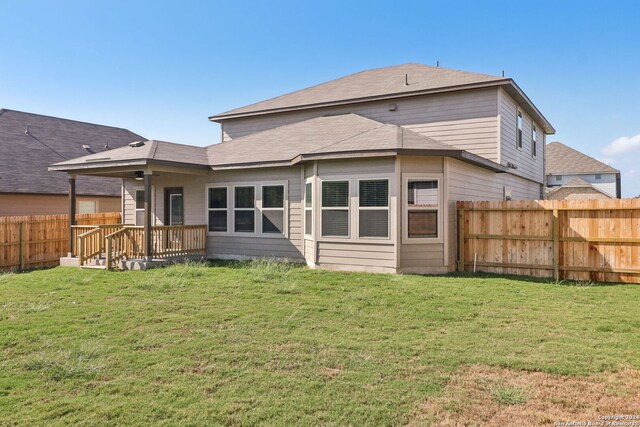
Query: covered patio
50 140 211 270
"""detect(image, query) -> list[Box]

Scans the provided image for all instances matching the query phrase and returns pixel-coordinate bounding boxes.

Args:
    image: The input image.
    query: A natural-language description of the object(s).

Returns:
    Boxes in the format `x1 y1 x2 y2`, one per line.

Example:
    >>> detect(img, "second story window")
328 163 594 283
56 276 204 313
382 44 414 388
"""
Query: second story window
595 174 602 180
516 111 523 149
531 124 537 157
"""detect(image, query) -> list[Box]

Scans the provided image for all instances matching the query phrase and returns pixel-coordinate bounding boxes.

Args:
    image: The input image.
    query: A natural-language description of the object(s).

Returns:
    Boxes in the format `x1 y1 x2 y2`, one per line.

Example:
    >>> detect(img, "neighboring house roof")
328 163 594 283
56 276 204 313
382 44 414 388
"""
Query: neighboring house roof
209 63 555 134
546 141 619 175
51 140 210 170
51 114 507 174
0 109 145 196
546 177 611 198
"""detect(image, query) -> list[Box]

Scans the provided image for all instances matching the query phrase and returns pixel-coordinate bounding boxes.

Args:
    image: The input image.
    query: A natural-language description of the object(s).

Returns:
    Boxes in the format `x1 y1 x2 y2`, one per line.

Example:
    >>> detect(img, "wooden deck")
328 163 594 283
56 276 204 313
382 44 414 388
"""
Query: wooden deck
73 224 207 270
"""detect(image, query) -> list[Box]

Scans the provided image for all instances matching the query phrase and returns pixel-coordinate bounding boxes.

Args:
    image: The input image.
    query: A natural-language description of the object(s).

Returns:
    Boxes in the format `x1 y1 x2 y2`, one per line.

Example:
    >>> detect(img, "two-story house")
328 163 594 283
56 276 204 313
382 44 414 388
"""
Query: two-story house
545 141 621 199
50 63 555 273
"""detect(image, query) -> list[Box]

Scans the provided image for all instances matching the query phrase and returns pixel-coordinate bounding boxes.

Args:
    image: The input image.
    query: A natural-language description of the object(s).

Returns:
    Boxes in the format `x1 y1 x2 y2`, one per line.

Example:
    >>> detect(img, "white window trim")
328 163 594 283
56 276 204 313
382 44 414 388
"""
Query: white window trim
304 179 313 238
207 186 229 233
356 178 390 240
320 178 350 239
261 183 288 237
516 109 524 151
205 181 288 238
402 173 443 244
531 123 538 159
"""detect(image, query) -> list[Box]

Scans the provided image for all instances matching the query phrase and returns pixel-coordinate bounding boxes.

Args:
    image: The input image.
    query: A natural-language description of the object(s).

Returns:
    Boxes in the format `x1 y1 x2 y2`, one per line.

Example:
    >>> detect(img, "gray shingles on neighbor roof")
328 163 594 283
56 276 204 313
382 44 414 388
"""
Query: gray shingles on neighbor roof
0 109 144 196
211 63 506 119
546 177 610 197
546 141 619 175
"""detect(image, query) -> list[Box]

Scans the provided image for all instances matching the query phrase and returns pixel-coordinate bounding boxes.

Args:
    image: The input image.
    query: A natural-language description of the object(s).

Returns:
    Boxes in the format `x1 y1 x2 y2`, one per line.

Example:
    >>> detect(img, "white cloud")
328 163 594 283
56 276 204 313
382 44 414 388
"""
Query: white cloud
603 134 640 156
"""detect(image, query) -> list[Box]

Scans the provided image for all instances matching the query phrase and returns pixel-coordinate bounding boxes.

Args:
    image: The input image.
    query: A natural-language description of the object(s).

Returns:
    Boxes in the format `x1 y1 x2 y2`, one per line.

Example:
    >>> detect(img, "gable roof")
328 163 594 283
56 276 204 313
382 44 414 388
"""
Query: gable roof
0 109 145 197
209 63 555 134
546 177 611 197
546 141 619 175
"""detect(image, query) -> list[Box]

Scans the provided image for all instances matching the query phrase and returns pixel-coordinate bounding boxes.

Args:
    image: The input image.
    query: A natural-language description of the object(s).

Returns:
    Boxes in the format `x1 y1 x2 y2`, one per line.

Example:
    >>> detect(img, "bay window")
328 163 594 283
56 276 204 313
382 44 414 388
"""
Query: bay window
321 180 349 237
304 181 313 236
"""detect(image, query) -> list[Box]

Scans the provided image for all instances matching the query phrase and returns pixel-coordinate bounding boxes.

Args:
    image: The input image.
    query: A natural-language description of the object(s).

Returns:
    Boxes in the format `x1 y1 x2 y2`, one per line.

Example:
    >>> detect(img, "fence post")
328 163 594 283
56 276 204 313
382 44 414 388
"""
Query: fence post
105 237 112 271
19 222 25 271
457 208 465 271
552 209 560 281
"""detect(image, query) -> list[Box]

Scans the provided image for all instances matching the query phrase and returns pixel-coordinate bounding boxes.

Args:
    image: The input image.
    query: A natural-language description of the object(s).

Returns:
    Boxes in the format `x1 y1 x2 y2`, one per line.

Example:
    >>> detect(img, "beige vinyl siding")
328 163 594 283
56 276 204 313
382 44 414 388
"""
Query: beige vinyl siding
222 88 500 162
314 157 397 272
122 174 209 226
0 194 120 217
499 88 545 183
447 158 542 269
206 166 304 260
397 156 446 272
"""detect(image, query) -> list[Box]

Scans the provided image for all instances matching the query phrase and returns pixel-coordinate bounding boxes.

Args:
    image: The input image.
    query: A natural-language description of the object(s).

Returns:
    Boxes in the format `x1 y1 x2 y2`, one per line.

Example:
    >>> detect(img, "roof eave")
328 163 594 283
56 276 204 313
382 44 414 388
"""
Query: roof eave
49 158 210 173
208 79 512 122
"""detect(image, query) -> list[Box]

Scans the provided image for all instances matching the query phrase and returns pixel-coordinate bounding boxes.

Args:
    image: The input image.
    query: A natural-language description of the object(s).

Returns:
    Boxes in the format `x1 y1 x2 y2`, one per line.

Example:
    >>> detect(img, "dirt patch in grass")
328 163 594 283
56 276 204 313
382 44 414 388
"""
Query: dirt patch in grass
411 365 640 426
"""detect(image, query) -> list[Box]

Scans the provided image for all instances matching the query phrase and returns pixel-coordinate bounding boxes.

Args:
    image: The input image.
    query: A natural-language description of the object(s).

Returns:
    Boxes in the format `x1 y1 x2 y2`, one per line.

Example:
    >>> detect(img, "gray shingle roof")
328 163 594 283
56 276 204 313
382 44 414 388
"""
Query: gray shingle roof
210 63 506 120
206 114 458 167
546 177 610 197
52 139 209 168
0 109 144 196
546 141 619 175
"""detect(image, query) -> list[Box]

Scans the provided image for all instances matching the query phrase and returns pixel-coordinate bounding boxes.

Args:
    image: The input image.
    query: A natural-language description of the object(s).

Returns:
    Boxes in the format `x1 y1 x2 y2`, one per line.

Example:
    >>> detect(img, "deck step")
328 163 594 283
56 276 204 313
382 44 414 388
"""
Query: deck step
81 265 107 270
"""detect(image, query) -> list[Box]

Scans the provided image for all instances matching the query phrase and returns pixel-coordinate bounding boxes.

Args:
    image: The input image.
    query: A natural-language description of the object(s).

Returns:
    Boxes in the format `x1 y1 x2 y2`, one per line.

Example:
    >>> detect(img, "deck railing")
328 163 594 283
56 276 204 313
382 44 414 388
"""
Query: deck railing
72 224 207 269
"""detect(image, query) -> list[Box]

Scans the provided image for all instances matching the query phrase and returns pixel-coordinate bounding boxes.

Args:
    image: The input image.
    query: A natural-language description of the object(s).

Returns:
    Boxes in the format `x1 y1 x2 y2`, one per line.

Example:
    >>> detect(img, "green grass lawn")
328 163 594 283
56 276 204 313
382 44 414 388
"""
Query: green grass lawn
0 261 638 426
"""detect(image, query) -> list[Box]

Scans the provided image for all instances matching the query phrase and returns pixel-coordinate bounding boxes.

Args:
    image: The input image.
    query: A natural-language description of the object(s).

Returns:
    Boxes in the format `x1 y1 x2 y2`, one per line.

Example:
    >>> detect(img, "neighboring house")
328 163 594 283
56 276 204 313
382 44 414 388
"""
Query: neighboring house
51 63 555 273
545 141 621 199
0 109 144 216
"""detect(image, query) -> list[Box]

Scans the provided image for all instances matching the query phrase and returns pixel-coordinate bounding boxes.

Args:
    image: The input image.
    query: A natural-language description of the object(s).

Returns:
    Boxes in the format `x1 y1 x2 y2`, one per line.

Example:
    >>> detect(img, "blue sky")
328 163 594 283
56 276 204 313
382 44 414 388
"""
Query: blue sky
1 0 639 196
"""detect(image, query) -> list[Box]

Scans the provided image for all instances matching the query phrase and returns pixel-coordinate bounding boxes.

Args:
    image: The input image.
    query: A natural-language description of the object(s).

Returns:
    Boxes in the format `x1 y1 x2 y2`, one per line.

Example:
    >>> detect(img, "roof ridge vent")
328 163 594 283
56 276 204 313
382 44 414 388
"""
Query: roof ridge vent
129 141 145 148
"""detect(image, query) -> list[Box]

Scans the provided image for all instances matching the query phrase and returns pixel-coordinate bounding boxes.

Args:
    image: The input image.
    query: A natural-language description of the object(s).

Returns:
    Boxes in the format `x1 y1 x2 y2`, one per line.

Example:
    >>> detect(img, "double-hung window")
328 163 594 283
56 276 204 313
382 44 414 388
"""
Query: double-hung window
207 187 227 232
321 180 349 237
358 179 389 238
304 181 313 237
516 110 523 149
262 185 285 234
234 186 255 233
406 178 440 240
531 124 537 158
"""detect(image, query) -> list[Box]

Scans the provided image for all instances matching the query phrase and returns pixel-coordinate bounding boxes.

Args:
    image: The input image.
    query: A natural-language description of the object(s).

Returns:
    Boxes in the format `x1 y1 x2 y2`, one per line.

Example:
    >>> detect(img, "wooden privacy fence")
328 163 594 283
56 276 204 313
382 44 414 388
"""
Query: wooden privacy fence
0 212 121 271
457 199 640 284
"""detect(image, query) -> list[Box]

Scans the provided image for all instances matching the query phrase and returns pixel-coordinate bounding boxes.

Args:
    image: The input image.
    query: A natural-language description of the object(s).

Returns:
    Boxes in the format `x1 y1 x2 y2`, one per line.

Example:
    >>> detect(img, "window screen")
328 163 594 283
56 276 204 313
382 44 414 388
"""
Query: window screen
359 180 389 238
322 210 349 237
234 210 255 232
305 182 313 236
208 187 228 232
235 187 255 208
135 190 145 210
262 185 285 234
209 188 227 209
321 181 349 237
262 185 284 208
234 186 255 232
408 181 438 207
408 211 438 238
406 179 439 240
322 181 349 207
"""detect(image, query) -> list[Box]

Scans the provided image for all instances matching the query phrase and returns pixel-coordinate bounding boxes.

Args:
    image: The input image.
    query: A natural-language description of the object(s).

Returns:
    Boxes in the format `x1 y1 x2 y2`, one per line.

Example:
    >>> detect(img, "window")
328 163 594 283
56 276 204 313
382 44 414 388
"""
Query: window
516 111 523 149
358 179 389 238
78 201 96 214
234 186 255 233
555 175 563 182
207 187 227 232
262 185 285 234
406 179 439 239
531 124 537 157
321 181 349 237
135 189 145 226
304 181 313 236
595 174 602 180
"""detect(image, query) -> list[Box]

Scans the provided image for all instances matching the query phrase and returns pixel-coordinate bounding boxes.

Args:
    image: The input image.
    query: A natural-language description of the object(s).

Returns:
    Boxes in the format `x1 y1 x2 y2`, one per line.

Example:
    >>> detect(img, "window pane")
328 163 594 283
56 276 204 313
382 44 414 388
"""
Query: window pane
408 181 438 207
208 188 227 209
235 187 254 209
234 210 254 232
135 190 145 210
359 180 388 207
305 182 312 208
208 211 227 232
170 194 184 225
262 211 284 234
322 210 349 237
359 210 388 238
322 181 349 207
408 210 438 238
305 210 312 235
262 185 284 208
